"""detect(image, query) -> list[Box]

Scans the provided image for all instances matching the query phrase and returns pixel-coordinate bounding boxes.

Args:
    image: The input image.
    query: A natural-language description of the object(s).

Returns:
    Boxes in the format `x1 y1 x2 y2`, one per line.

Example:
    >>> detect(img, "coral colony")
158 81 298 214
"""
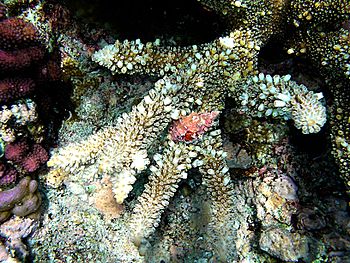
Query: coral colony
0 1 63 261
0 0 349 262
0 4 47 224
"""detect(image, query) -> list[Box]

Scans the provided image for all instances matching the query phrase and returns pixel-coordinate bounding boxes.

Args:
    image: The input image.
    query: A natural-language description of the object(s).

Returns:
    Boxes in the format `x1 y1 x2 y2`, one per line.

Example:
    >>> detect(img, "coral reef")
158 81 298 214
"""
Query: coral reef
47 1 331 251
283 1 350 185
0 162 17 186
4 0 347 262
0 4 45 146
0 17 39 49
0 2 68 261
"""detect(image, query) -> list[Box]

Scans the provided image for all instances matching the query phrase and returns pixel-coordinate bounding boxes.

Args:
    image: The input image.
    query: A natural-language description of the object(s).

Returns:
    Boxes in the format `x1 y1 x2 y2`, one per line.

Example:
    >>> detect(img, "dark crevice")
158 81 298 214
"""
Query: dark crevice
63 0 227 45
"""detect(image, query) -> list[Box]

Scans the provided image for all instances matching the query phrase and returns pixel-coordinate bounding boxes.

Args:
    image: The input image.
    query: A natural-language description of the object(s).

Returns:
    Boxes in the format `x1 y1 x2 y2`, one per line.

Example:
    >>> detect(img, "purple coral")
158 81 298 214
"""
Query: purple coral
0 162 18 186
1 139 48 220
0 2 66 227
0 47 45 72
5 140 48 173
0 78 36 103
0 10 44 104
21 144 49 173
0 17 39 50
0 177 41 223
5 140 29 163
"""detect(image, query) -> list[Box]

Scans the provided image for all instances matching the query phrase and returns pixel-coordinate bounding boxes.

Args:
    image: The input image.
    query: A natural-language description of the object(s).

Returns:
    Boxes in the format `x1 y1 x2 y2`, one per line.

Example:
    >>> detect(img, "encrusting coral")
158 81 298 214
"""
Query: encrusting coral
0 216 38 261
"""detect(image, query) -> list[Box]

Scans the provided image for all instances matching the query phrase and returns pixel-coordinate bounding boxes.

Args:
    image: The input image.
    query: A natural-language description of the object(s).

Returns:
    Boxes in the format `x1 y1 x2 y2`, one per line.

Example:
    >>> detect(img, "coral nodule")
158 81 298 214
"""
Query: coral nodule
0 177 41 223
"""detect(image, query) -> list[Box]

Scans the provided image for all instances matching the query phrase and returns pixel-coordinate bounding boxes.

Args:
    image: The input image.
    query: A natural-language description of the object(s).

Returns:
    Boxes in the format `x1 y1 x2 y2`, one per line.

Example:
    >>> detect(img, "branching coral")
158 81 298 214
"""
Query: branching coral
282 1 350 185
26 0 350 261
47 7 329 262
196 0 350 192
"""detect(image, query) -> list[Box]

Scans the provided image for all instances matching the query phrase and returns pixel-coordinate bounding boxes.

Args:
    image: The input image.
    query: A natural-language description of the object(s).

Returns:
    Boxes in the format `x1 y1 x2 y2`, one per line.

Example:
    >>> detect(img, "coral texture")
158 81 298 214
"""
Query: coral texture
0 177 41 223
5 140 48 173
0 17 39 50
0 0 63 187
0 1 61 231
46 1 336 260
18 0 350 262
0 78 36 104
0 162 18 186
0 46 45 72
0 98 39 143
0 216 38 261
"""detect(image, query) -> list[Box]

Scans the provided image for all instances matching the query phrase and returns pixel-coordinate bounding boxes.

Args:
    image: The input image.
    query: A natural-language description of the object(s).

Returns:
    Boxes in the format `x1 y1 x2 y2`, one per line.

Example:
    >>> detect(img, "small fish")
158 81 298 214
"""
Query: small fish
170 111 219 142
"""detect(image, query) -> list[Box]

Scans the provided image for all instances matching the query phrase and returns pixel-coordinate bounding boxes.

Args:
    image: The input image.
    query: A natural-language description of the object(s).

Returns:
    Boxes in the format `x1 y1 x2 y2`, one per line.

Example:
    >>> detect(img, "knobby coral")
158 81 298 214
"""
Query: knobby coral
0 177 41 223
0 2 65 247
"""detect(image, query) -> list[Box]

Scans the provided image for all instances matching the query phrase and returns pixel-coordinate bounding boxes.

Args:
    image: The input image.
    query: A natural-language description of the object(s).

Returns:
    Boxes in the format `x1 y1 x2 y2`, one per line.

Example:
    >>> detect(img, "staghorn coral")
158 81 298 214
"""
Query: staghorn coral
197 134 235 261
232 73 327 134
274 0 350 186
48 36 327 262
20 0 350 261
130 138 198 245
48 77 177 204
50 32 326 207
197 0 350 193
